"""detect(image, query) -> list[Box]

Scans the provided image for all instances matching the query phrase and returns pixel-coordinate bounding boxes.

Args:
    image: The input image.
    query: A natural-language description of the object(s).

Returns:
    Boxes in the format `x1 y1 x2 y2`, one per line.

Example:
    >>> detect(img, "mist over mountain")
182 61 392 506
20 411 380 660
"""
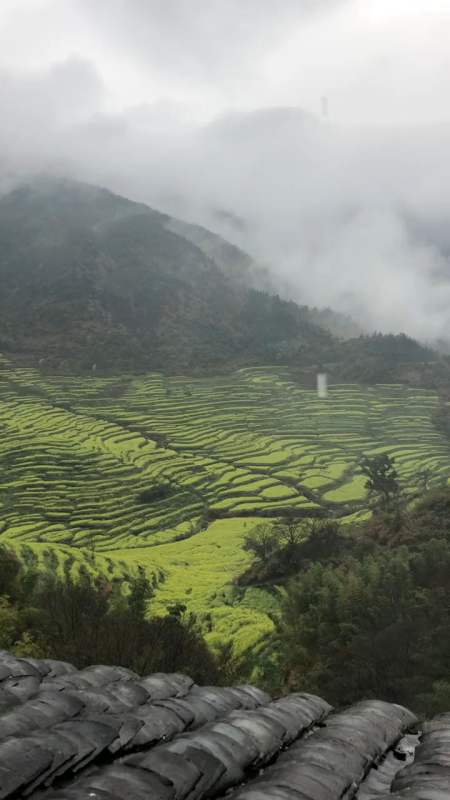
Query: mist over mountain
1 177 445 396
1 1 450 346
3 109 450 345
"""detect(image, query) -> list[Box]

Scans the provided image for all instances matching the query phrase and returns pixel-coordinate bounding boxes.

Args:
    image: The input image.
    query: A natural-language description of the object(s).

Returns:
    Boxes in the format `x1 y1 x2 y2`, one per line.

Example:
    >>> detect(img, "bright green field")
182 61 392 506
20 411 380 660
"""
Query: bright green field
1 356 449 652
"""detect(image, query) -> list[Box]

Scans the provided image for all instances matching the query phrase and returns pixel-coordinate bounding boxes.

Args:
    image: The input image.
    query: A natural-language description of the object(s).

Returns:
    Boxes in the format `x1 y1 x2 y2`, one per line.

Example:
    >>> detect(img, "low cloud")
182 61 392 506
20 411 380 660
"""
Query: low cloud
1 1 450 342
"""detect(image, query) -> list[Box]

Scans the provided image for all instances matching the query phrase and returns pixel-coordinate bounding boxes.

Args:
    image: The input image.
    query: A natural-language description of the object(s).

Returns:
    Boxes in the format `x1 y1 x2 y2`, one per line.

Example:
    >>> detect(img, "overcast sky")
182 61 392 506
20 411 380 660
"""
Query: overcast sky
1 1 450 341
2 0 450 123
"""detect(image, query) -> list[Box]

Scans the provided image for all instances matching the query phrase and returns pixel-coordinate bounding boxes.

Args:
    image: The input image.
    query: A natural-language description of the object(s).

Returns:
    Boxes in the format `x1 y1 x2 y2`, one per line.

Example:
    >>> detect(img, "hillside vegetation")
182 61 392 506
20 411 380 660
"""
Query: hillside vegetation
2 177 450 685
0 544 223 682
262 487 450 716
2 178 448 388
0 178 333 373
1 356 450 655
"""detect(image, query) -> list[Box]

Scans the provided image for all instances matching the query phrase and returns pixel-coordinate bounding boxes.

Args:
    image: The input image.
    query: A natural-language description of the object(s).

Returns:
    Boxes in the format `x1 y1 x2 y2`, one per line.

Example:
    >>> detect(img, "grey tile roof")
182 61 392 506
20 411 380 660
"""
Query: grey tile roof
0 650 447 799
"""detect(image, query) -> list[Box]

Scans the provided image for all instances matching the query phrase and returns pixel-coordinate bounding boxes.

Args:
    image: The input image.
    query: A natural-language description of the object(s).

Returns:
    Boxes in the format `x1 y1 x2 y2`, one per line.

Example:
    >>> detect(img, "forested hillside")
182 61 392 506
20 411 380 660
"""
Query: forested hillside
0 178 334 373
2 178 448 386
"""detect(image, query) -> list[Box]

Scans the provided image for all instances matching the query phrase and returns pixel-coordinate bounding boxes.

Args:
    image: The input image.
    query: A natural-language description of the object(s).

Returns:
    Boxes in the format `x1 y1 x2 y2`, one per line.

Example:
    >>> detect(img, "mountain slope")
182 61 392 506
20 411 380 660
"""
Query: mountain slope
0 178 333 372
164 216 269 289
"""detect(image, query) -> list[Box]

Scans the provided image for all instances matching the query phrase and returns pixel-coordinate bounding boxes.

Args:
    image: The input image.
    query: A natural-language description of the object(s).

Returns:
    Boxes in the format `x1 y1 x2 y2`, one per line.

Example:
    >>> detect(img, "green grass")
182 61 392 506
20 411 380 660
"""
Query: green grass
111 517 274 650
1 356 450 652
323 475 368 503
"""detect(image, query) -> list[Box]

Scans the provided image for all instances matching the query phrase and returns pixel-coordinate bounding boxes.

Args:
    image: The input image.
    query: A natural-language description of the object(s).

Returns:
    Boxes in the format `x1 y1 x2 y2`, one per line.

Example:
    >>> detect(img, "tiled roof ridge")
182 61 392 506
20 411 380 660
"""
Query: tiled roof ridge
0 651 448 799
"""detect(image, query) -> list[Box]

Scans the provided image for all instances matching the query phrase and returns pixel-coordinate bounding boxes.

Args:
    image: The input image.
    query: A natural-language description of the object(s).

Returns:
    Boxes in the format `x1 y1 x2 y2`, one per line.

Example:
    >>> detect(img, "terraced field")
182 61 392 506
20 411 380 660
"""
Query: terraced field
1 356 449 652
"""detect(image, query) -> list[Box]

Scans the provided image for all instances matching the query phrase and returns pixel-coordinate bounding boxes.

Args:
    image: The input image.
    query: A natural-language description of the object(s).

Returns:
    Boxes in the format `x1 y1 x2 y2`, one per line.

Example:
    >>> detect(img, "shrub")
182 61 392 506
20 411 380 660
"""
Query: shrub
136 484 173 504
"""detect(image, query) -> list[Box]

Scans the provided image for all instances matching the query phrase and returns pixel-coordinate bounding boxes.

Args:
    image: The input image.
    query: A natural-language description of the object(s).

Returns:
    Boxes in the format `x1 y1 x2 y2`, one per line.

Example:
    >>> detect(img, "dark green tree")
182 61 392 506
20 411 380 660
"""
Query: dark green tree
243 523 280 564
0 545 21 597
127 566 154 619
360 454 401 510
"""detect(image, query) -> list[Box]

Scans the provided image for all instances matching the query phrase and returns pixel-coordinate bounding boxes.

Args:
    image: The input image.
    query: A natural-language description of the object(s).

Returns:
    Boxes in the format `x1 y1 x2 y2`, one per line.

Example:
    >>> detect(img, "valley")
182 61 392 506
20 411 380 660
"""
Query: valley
1 355 449 655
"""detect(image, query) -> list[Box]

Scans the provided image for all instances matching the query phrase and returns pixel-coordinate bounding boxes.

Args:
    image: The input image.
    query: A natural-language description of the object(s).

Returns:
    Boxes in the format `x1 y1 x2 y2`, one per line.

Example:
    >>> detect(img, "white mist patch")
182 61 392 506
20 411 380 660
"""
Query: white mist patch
281 208 450 340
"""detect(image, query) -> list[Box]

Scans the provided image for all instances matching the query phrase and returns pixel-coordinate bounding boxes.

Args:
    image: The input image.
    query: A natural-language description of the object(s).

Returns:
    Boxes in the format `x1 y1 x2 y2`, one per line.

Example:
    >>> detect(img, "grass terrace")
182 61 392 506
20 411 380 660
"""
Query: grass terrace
1 357 450 651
